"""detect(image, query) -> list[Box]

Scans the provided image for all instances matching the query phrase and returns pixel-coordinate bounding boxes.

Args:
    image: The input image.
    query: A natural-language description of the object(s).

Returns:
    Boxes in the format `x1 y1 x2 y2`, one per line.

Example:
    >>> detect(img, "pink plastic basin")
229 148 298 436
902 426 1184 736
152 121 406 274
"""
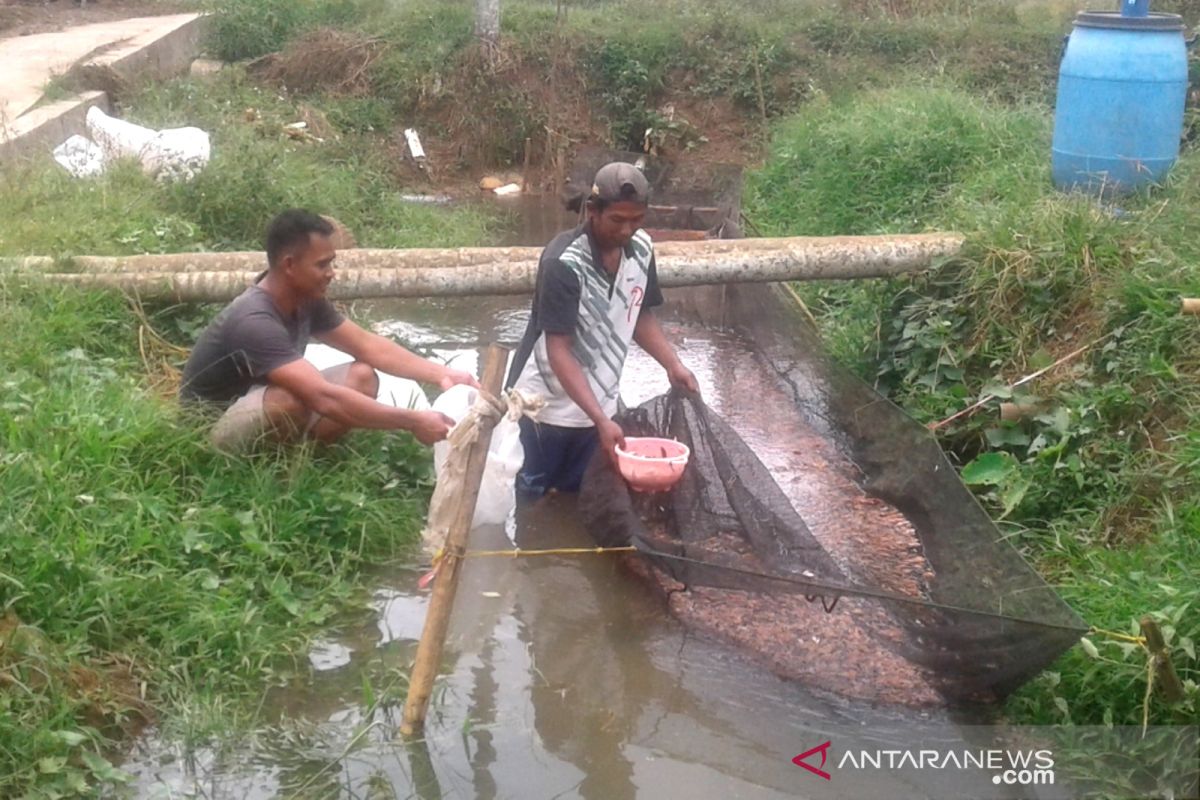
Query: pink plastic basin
614 437 690 492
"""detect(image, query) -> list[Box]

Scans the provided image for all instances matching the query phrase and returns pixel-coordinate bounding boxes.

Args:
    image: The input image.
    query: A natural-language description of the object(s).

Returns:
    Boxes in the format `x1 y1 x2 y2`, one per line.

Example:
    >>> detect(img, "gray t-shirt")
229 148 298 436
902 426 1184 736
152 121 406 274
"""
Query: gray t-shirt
180 285 344 404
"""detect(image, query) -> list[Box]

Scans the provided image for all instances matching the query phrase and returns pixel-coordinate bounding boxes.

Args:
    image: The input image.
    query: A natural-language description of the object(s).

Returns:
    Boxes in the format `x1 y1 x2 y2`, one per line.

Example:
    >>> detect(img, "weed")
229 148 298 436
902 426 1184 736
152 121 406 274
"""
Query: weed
204 0 372 62
0 280 437 797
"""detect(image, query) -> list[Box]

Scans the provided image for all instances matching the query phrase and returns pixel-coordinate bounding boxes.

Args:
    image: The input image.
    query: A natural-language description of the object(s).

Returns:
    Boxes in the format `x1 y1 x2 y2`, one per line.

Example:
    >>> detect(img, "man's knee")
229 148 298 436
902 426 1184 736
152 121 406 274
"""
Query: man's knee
345 362 379 397
262 385 308 432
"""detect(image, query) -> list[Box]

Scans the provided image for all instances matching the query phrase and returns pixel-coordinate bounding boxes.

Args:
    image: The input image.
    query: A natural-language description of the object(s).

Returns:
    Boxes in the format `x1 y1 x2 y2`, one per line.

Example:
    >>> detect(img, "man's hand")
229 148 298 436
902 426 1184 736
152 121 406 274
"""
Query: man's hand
597 418 626 470
667 362 700 395
410 410 457 445
438 366 481 391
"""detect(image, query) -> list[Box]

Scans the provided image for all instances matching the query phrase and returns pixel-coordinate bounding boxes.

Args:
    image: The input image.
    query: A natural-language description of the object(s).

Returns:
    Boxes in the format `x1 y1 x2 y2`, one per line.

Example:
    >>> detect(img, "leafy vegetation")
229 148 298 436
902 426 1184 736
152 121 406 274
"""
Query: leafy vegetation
196 0 1072 164
745 82 1198 728
202 0 369 62
0 280 442 797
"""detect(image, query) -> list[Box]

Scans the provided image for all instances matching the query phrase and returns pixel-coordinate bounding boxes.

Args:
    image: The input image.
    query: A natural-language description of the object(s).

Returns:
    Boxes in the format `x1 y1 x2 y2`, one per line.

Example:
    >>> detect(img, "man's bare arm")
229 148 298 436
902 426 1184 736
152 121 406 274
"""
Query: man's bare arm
633 310 699 394
267 358 452 443
319 320 478 389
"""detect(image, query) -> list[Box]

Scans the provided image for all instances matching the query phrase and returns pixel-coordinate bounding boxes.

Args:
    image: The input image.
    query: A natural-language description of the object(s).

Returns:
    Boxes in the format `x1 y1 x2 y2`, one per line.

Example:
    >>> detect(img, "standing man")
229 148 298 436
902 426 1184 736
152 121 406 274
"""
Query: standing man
506 162 699 501
181 209 476 451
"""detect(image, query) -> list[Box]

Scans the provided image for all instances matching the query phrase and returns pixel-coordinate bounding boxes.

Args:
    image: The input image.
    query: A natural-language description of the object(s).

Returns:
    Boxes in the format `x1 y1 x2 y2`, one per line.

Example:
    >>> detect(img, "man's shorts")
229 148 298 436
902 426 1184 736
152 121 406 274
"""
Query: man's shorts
515 416 599 502
209 363 359 452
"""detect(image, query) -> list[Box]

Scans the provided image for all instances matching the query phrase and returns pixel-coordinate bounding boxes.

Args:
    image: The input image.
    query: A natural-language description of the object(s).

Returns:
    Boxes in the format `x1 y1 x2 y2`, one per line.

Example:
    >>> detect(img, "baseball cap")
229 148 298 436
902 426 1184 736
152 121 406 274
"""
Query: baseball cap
590 162 651 204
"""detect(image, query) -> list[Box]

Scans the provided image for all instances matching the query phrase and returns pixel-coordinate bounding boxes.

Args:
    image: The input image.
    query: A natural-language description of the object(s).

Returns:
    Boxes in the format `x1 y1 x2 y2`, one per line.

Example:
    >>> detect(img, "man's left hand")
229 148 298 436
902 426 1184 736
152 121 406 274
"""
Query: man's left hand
667 363 699 395
439 366 481 391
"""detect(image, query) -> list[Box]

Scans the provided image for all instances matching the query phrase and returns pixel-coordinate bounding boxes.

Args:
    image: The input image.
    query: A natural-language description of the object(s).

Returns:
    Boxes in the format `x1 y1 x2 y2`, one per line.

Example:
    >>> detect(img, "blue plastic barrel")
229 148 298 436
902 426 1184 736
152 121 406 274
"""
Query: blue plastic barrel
1051 11 1188 195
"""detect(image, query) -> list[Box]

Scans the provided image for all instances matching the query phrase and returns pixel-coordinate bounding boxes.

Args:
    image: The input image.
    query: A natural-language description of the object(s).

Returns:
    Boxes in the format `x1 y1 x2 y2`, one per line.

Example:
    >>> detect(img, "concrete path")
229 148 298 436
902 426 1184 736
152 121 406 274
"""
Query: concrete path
0 13 203 155
0 13 200 124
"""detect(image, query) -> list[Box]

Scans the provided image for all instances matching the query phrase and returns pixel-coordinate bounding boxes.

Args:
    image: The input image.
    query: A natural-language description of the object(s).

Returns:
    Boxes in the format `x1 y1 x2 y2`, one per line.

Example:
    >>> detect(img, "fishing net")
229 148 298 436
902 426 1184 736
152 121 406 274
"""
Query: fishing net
577 283 1088 707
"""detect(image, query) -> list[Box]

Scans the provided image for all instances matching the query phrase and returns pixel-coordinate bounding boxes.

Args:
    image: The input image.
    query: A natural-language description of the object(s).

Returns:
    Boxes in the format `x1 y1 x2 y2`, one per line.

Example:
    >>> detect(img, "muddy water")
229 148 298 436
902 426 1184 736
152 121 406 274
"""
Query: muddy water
491 195 581 248
123 289 1013 799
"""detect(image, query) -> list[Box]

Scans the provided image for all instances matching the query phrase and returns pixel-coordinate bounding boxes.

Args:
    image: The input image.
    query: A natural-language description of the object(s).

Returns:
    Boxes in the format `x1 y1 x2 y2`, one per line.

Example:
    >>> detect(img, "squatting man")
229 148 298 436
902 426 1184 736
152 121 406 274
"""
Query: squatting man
180 209 477 450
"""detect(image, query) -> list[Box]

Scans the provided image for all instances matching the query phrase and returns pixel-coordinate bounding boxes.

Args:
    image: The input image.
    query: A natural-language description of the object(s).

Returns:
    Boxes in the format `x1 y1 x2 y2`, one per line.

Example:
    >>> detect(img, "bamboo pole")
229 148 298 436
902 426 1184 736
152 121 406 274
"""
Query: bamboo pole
521 136 532 193
1140 616 1186 704
6 246 547 275
14 234 965 302
1180 298 1200 315
6 234 964 274
400 344 508 736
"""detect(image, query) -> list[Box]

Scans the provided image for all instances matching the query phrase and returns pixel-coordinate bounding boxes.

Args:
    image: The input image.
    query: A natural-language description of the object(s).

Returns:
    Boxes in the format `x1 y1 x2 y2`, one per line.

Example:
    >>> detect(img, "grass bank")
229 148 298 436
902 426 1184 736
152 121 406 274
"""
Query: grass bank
746 83 1199 728
0 69 495 258
0 45 496 799
0 281 440 797
0 11 501 797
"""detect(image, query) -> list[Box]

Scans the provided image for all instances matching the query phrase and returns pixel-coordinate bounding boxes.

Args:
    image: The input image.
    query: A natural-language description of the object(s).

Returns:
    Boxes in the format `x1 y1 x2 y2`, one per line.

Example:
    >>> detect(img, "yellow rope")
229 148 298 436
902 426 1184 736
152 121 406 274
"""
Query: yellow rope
1088 626 1148 647
1088 626 1159 735
464 546 638 558
423 544 637 574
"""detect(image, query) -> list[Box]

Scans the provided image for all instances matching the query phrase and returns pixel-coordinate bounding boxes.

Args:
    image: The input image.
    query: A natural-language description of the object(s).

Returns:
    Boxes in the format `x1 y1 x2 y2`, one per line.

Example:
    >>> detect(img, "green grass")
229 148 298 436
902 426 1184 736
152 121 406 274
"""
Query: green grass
0 70 496 258
746 82 1199 728
0 281 439 797
202 0 373 62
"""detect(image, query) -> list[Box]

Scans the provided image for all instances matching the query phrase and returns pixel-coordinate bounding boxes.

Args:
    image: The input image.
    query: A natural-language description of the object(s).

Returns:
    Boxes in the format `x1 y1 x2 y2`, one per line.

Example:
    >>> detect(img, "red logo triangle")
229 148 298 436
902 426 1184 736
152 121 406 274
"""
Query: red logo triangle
793 741 832 780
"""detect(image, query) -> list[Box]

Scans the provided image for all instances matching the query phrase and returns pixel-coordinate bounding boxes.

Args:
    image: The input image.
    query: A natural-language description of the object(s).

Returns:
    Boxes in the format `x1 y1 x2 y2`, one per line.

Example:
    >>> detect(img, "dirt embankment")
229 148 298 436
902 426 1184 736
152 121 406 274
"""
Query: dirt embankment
255 29 768 196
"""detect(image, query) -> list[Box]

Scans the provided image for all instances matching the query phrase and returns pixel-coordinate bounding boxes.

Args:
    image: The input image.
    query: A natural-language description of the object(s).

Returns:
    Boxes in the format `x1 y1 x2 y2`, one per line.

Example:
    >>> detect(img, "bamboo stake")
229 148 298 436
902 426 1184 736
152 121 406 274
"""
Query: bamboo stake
998 399 1046 422
15 234 965 302
522 136 532 193
929 330 1113 432
400 344 508 736
1180 298 1200 315
1140 616 1186 704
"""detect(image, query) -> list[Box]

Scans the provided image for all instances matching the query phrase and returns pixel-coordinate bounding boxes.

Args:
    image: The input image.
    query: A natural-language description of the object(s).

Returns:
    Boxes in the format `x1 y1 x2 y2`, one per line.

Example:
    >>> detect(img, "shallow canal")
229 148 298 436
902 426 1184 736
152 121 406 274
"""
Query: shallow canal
123 281 1041 799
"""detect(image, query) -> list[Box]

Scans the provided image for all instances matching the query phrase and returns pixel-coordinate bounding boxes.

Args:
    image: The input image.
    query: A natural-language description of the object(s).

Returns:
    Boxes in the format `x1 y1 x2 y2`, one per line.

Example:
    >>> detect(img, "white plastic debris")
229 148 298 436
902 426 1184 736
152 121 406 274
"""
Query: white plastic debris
493 182 521 196
73 105 211 183
399 194 453 204
307 639 353 671
86 105 155 162
52 135 106 178
139 126 211 183
404 128 426 160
